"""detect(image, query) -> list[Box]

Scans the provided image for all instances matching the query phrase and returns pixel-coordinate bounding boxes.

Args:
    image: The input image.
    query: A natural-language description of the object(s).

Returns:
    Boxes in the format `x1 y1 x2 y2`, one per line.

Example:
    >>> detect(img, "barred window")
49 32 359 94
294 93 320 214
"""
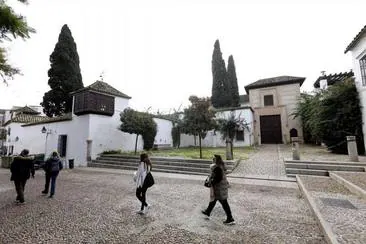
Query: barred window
264 95 274 106
360 55 366 86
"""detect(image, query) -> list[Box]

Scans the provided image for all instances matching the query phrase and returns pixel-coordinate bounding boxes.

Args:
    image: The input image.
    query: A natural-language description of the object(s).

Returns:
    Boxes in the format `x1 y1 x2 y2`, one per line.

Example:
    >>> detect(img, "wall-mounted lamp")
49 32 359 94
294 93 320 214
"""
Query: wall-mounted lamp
15 136 19 142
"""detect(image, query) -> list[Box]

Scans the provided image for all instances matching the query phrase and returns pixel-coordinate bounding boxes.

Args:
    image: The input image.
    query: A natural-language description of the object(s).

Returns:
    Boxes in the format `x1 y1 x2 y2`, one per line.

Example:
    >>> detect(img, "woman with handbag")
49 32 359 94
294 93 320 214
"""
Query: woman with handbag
135 153 154 214
202 154 235 225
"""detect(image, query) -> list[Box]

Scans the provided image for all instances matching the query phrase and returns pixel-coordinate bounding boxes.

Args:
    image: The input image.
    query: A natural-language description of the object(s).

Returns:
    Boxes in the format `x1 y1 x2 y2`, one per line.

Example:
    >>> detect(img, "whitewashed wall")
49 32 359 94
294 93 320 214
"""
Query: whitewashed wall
153 118 173 146
349 33 366 150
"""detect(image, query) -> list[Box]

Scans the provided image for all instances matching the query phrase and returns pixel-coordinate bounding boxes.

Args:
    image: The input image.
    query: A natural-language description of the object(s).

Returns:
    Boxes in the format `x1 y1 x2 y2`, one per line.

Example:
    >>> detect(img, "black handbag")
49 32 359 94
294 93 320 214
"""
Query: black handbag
204 176 212 188
143 172 155 188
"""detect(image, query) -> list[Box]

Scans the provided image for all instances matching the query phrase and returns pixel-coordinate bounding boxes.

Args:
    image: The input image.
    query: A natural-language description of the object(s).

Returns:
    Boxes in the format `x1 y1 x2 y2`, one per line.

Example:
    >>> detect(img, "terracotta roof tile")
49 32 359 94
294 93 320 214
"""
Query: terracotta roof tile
244 76 305 93
71 81 131 99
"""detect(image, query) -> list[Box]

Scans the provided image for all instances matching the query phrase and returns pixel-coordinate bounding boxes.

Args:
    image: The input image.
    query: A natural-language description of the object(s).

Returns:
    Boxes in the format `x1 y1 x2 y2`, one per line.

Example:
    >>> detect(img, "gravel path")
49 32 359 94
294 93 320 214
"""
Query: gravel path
333 172 366 191
0 168 325 243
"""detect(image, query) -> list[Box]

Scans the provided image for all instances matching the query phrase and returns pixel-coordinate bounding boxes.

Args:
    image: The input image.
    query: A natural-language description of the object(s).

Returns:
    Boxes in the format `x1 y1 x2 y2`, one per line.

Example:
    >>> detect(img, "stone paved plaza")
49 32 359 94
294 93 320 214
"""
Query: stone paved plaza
0 166 325 243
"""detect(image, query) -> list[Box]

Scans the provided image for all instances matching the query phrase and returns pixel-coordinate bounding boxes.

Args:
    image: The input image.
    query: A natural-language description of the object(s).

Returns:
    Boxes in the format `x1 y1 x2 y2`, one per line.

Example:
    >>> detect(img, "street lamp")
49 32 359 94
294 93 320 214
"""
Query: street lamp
41 126 52 160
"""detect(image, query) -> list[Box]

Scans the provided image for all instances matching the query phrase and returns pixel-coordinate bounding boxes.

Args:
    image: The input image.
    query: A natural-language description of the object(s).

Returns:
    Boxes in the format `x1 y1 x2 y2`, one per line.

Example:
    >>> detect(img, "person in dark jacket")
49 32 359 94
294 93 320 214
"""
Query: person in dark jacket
10 149 35 204
42 151 63 198
202 154 235 225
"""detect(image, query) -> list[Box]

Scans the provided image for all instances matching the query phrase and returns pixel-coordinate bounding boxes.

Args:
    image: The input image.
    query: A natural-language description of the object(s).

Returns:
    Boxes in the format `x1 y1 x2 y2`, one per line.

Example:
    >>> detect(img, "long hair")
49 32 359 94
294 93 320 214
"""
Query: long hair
140 153 148 162
144 158 152 171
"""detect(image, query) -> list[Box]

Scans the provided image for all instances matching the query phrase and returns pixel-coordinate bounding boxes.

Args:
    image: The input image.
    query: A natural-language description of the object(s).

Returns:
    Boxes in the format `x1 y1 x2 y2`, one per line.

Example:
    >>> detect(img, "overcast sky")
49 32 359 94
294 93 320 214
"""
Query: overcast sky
1 0 365 113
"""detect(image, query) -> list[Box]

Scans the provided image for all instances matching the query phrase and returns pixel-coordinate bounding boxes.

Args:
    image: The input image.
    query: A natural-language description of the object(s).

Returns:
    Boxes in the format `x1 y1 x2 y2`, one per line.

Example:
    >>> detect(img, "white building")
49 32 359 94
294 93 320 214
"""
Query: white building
3 81 173 166
345 24 366 150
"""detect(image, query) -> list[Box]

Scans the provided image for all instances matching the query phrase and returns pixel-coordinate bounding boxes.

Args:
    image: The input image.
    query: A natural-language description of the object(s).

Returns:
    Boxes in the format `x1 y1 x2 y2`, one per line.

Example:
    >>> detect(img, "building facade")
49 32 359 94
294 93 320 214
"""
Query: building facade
245 76 304 144
345 25 366 150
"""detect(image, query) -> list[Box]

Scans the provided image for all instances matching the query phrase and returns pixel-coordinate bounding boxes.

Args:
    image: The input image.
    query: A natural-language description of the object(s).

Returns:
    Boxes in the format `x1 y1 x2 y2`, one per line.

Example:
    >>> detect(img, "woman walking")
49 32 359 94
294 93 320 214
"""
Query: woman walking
202 154 235 225
42 151 63 198
135 153 153 214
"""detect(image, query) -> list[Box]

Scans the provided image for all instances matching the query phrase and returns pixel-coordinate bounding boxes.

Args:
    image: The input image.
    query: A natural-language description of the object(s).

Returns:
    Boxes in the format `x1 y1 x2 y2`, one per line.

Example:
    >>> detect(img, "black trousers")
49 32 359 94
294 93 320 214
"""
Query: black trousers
136 186 148 210
14 180 27 203
44 172 51 193
205 199 233 220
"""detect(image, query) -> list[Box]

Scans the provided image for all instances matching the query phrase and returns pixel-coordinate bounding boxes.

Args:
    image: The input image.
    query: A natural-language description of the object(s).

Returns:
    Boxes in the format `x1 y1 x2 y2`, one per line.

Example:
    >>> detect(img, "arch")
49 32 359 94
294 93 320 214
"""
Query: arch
290 128 298 138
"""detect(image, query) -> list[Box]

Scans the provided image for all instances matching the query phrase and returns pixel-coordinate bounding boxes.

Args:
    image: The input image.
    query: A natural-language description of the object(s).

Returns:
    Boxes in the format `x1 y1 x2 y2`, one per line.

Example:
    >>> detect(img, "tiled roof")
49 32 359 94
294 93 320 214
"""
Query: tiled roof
313 71 354 88
345 25 366 53
22 113 72 127
12 106 39 115
3 114 48 126
71 81 131 99
244 76 305 93
239 95 249 104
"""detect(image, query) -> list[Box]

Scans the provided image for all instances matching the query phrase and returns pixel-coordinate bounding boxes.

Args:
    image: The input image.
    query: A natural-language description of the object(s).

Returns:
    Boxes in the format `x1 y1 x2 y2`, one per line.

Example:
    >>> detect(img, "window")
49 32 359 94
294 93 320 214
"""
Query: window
235 130 244 141
360 55 366 86
264 95 274 106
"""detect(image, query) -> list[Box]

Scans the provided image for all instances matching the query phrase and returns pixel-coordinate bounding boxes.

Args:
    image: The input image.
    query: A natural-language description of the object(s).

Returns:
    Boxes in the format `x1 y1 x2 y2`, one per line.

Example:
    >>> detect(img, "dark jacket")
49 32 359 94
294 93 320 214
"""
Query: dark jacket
45 156 63 173
10 156 35 181
211 164 229 200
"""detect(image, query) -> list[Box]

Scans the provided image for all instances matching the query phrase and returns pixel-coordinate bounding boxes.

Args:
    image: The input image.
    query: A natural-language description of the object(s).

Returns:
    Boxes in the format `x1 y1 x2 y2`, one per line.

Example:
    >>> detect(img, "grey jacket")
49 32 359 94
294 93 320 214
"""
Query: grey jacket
211 164 229 200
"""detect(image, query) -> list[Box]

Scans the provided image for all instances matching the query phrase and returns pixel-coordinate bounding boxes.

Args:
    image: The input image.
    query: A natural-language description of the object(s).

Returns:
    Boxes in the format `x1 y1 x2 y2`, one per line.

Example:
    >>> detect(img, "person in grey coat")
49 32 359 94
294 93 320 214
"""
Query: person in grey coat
202 154 235 225
42 151 63 198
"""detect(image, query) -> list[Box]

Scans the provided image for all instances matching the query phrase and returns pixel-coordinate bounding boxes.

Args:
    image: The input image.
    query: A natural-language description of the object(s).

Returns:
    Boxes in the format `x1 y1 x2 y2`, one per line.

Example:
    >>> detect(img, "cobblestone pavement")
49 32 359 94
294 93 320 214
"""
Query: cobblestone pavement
299 175 366 244
230 144 292 179
0 168 325 244
230 144 366 179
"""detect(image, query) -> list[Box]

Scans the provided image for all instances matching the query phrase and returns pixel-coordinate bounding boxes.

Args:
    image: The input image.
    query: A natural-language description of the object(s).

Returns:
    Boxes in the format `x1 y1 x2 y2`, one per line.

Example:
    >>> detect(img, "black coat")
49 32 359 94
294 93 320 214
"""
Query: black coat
10 156 35 181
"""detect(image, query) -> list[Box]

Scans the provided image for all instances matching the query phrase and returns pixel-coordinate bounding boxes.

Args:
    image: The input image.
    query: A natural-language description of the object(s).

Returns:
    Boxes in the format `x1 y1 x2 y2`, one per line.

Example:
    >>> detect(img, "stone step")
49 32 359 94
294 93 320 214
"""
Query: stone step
297 175 366 243
93 159 234 170
285 168 328 176
284 163 365 172
329 172 366 200
88 162 209 176
284 159 366 167
99 154 237 165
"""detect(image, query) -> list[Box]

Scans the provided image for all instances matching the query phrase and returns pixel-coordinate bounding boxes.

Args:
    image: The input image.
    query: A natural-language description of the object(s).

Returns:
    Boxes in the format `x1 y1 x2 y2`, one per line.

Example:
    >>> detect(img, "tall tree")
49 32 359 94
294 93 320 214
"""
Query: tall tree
227 55 240 107
41 24 83 117
211 40 227 108
181 96 217 158
0 0 35 84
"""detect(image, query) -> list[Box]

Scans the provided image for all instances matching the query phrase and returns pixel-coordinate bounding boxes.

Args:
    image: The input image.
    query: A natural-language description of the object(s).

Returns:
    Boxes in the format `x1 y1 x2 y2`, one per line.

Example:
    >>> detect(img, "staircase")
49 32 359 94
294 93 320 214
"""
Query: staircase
88 154 238 175
284 159 366 177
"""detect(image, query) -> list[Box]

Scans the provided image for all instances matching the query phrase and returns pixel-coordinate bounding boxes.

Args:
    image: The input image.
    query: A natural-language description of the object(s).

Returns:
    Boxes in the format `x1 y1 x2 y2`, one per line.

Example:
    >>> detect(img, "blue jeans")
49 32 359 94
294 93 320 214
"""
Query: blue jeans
50 172 59 195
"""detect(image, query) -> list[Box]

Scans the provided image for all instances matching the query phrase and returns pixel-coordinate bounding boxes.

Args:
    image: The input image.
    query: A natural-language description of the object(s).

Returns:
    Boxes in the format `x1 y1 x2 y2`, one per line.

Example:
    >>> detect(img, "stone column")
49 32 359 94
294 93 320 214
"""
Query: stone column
346 136 359 162
291 137 300 160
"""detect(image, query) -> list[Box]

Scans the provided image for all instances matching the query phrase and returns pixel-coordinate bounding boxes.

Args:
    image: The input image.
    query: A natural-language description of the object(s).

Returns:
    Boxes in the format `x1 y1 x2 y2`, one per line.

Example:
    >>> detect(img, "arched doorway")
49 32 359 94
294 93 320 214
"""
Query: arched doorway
290 128 298 138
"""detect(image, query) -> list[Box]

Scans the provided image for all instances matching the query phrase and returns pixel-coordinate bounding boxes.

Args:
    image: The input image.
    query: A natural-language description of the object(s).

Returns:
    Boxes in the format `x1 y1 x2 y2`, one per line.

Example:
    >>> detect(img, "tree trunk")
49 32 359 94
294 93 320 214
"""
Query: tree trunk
199 134 202 159
134 134 139 155
226 138 233 160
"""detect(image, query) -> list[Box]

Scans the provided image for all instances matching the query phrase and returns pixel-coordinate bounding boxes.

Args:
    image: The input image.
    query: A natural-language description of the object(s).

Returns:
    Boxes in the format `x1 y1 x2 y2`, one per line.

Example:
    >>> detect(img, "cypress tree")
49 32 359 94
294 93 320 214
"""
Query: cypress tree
211 40 227 108
227 55 240 107
41 24 83 117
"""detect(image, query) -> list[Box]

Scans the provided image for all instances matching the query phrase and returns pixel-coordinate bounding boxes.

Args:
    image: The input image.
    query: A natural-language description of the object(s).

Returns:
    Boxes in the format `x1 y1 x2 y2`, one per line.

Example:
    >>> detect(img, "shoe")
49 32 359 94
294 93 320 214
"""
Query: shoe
41 190 48 195
17 201 25 205
14 200 20 204
201 210 210 219
48 195 54 198
223 218 235 225
146 204 152 209
136 210 145 215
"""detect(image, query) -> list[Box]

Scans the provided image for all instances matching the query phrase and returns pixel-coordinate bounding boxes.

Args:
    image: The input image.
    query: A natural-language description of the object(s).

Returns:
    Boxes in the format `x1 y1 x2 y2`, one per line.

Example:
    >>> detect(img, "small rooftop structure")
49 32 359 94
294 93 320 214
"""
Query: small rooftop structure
313 71 354 88
71 80 131 99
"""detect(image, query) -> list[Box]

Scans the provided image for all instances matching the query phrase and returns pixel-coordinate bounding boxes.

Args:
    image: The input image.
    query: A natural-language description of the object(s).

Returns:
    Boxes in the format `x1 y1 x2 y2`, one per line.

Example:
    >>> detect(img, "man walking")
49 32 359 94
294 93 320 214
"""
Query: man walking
42 151 63 198
10 149 35 204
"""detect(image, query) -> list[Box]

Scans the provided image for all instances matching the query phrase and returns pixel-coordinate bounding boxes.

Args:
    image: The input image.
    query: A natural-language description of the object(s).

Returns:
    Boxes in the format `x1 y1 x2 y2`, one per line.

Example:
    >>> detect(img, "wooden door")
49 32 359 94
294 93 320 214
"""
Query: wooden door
260 115 282 144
